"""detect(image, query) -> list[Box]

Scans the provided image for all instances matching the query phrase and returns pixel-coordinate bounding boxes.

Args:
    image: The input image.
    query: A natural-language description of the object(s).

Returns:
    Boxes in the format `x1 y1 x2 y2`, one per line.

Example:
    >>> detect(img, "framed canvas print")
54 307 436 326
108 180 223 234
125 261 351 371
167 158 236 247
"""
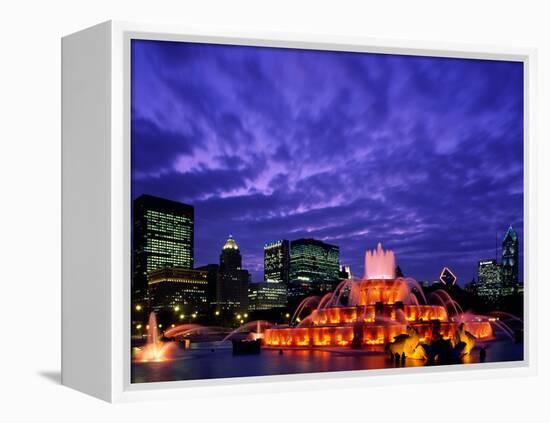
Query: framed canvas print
61 21 537 402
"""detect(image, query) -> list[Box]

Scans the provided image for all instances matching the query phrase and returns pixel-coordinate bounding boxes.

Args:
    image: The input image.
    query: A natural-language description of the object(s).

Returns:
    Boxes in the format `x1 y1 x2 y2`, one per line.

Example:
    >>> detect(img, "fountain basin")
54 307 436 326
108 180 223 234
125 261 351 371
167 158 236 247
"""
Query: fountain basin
264 320 493 348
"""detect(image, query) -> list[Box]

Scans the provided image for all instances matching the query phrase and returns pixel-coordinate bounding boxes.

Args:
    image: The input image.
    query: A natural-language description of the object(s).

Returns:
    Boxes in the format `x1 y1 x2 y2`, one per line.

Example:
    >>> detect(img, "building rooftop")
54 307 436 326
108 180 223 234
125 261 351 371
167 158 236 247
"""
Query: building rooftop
503 225 518 242
223 235 239 250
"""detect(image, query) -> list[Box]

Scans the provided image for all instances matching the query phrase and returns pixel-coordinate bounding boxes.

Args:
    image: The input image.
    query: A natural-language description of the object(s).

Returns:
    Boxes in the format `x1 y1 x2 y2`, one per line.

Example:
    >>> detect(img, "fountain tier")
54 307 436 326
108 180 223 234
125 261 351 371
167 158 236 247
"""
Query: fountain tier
264 244 493 350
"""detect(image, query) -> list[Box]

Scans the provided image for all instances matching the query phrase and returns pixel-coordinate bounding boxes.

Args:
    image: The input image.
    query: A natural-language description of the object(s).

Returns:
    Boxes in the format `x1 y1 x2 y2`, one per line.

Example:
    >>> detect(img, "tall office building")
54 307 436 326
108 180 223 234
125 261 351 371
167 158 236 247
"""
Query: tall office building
147 267 208 314
196 263 219 305
289 238 340 286
477 259 503 301
264 240 290 284
339 265 353 280
132 195 194 302
220 235 241 271
478 259 502 284
502 225 519 285
248 282 288 311
215 236 250 311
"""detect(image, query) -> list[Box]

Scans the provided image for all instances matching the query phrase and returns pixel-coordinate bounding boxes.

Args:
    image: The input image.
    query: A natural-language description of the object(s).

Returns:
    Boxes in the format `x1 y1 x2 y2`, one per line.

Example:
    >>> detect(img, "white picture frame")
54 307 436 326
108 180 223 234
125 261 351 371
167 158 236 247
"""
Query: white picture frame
61 20 538 402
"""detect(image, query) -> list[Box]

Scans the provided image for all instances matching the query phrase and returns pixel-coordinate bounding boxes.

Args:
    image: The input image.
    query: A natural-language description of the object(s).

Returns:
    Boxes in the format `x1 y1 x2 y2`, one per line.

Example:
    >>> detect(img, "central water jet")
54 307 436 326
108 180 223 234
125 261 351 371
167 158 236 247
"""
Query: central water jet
365 242 396 280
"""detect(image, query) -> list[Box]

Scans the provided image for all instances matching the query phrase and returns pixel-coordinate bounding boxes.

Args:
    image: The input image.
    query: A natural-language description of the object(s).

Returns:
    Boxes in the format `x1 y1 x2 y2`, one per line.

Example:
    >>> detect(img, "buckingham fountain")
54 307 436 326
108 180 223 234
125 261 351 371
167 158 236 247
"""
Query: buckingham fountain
262 243 493 359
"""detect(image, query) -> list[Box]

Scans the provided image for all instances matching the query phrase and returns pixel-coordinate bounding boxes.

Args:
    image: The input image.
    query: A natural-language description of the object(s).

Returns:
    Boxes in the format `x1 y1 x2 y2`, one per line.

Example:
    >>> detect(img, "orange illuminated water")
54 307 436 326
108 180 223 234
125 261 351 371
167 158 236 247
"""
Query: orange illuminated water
264 243 495 350
133 312 176 362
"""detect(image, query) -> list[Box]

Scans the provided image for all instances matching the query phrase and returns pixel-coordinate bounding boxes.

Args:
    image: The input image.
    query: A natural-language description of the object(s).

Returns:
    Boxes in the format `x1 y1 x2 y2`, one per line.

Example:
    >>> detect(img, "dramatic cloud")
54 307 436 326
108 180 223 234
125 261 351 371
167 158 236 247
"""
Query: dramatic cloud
131 40 524 284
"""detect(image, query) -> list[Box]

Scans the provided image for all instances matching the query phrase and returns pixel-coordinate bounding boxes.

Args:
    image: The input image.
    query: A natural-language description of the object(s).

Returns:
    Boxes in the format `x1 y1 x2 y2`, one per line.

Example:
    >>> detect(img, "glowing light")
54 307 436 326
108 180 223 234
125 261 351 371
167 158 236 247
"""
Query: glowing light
179 314 185 320
136 324 142 329
174 305 180 312
135 305 142 311
133 312 175 363
223 235 239 250
439 267 457 286
215 311 220 316
364 243 396 279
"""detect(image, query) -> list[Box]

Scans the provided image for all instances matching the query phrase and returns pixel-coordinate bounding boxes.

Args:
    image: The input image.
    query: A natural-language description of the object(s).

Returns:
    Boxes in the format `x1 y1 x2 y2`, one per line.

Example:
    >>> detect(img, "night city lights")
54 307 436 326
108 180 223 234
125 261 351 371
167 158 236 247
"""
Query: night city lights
130 39 524 383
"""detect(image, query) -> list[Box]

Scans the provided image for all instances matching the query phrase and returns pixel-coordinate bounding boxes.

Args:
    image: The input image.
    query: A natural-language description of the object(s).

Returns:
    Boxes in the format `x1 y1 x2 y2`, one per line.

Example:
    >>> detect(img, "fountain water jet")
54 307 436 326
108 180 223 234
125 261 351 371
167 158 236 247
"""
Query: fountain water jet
220 320 273 343
365 243 396 280
317 293 334 311
291 296 320 325
164 324 223 339
429 290 463 316
133 312 176 362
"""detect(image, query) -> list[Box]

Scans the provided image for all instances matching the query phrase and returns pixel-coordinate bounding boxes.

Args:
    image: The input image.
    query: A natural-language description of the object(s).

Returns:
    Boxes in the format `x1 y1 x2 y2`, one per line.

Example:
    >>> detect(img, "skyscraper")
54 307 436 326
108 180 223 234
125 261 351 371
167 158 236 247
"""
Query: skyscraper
477 259 503 301
215 236 250 311
339 265 353 280
132 195 194 302
478 259 502 284
248 282 288 311
289 239 340 285
502 225 519 285
220 235 241 270
195 263 219 305
264 240 290 284
147 267 208 314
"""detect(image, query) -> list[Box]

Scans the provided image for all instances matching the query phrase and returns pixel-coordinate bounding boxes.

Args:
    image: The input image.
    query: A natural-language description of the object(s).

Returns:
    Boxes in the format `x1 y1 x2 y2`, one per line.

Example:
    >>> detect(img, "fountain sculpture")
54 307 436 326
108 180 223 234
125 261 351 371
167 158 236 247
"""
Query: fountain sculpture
264 243 494 355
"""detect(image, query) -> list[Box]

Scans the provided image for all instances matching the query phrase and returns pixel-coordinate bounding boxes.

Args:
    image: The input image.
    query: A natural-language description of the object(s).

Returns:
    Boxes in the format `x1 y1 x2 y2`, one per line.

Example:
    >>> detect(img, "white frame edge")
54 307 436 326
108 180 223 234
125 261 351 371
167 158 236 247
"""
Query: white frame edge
62 20 538 403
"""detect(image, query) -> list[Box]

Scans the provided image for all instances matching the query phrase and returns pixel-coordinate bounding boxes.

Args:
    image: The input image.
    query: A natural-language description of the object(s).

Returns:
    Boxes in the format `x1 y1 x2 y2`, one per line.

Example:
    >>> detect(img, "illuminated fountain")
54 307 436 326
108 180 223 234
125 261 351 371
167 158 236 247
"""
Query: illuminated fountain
264 243 494 357
219 320 272 342
133 312 176 362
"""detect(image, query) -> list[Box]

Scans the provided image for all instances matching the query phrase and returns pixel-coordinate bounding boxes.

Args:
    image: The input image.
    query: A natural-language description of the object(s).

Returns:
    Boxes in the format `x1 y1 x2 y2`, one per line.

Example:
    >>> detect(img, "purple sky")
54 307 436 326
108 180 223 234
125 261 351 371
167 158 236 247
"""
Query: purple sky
131 39 524 284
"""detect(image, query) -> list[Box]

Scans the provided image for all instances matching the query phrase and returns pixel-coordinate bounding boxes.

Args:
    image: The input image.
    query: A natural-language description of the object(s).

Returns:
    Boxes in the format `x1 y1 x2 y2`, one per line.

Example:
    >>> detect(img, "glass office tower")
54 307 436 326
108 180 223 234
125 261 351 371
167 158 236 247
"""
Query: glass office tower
132 194 194 302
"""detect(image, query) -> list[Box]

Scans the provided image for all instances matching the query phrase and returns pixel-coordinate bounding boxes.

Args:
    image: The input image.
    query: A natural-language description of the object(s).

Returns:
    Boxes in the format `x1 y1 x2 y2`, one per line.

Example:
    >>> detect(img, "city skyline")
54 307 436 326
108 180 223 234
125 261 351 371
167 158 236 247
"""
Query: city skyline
131 40 524 284
132 192 521 287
